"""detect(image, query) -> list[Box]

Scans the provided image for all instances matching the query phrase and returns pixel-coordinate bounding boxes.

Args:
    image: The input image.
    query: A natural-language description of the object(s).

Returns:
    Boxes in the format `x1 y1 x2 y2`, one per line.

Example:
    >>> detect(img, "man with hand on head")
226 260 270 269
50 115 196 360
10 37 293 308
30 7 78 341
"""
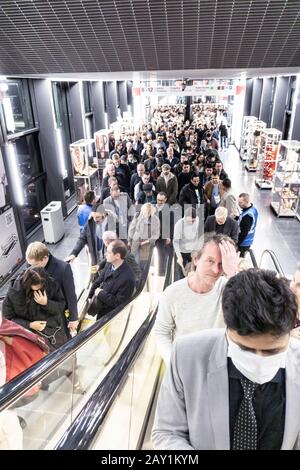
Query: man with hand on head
153 233 239 364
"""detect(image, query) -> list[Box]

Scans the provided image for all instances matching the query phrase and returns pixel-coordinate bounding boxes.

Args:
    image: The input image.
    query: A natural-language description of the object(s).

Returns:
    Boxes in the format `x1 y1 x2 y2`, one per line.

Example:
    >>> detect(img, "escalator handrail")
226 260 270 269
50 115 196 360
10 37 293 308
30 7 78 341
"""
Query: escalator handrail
259 249 284 276
0 248 154 412
55 254 174 450
248 248 258 268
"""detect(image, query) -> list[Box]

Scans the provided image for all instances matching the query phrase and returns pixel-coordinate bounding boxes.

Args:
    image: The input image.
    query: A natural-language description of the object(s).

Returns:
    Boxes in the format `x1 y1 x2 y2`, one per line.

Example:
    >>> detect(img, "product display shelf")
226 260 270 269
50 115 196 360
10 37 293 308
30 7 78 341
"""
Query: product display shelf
240 116 257 162
244 120 266 172
255 129 282 189
270 140 300 218
70 138 99 201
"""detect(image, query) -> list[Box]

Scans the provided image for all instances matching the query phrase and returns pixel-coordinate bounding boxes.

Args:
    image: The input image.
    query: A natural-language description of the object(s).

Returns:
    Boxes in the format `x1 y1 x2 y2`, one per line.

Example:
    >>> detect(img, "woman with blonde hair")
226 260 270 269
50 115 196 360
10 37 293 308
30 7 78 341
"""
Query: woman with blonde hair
128 203 160 267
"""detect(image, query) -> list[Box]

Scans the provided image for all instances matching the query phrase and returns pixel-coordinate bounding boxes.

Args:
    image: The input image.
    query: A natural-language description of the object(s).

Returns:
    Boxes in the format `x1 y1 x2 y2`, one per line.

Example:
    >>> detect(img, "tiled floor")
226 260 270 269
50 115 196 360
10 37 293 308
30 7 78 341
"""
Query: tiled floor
220 146 300 275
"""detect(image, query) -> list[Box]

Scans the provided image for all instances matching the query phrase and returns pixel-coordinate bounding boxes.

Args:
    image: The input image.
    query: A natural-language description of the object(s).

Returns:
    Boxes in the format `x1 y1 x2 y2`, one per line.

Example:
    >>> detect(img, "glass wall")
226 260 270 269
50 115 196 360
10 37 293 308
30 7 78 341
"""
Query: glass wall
0 79 34 134
21 177 47 233
9 134 47 234
51 82 75 200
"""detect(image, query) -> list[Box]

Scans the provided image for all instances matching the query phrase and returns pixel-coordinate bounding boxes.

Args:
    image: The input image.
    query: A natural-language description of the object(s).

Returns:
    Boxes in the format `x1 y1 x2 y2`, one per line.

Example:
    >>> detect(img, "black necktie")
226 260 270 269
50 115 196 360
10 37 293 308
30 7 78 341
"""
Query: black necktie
232 378 259 450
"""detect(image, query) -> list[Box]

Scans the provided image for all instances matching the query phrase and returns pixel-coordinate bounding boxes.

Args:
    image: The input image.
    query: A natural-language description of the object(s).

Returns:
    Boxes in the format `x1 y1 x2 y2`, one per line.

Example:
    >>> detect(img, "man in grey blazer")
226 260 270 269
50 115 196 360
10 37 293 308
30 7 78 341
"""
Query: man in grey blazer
103 187 132 240
204 207 239 244
152 269 300 450
219 178 239 219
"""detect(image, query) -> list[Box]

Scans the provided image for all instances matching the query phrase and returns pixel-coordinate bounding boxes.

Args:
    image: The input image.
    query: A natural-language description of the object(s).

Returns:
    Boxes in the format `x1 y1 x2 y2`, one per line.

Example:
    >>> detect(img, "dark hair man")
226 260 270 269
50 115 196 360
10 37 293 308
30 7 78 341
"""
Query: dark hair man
87 240 135 320
153 268 300 450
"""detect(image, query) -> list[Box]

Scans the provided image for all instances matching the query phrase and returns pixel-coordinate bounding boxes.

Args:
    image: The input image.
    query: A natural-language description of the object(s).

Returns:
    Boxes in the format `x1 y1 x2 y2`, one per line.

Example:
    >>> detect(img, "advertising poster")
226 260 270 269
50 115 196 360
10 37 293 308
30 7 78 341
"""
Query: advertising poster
0 207 22 281
94 130 109 159
70 145 88 176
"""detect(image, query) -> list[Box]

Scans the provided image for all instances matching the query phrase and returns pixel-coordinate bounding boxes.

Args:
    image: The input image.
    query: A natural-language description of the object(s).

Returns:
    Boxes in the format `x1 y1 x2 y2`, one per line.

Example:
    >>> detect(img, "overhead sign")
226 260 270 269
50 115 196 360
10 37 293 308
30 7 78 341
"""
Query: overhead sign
141 84 237 96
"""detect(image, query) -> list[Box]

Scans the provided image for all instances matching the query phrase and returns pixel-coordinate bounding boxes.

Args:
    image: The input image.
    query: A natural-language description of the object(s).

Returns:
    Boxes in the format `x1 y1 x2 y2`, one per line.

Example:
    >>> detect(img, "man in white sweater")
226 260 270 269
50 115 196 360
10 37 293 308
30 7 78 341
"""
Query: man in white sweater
153 233 239 364
173 207 203 275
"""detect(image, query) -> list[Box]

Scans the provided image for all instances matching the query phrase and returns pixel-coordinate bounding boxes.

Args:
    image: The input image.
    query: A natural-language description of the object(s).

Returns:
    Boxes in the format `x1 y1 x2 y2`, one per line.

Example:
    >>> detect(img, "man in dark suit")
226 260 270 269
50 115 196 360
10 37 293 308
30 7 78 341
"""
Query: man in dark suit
155 192 174 275
88 240 135 320
26 242 78 337
204 206 239 244
65 204 118 267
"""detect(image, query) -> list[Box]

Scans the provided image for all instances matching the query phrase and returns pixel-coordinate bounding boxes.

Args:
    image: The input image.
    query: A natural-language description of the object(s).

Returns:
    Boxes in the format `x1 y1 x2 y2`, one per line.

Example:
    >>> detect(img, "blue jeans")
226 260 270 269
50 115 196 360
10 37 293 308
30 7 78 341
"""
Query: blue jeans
221 136 228 148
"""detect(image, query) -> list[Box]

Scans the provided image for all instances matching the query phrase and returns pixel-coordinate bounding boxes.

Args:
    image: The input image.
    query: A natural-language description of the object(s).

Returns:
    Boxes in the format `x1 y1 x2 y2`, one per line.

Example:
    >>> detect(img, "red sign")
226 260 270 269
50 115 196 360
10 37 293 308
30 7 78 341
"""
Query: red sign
236 85 246 95
132 87 141 96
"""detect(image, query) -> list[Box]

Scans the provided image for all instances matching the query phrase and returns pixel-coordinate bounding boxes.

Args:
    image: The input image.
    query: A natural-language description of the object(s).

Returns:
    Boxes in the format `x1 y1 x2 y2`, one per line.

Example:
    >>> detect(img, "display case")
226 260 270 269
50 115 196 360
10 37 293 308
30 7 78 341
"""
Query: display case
255 129 282 189
69 138 98 202
244 120 266 172
240 116 258 161
270 140 300 217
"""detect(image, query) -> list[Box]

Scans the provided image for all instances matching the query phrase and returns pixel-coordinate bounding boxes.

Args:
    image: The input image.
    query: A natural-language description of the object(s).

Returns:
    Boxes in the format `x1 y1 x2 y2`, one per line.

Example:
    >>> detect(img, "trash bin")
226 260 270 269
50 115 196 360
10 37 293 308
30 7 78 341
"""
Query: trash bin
40 201 64 244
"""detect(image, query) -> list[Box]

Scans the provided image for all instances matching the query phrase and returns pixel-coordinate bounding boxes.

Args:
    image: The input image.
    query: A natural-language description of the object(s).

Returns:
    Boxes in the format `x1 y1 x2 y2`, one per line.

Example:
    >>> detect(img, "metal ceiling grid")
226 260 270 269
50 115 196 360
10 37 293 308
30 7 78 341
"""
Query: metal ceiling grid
0 0 299 76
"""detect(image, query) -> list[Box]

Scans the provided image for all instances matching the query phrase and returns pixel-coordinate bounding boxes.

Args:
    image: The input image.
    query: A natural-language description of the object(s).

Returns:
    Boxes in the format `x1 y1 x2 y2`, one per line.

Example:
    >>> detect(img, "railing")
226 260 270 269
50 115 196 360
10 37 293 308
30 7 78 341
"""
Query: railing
55 253 174 450
259 249 285 276
248 248 258 268
0 248 154 413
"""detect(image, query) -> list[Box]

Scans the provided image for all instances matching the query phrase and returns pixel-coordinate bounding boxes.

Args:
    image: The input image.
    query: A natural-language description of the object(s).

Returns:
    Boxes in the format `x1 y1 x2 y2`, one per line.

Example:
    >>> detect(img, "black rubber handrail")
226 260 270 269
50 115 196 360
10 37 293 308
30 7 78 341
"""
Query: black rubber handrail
0 248 154 411
55 253 174 450
248 248 258 268
259 249 284 276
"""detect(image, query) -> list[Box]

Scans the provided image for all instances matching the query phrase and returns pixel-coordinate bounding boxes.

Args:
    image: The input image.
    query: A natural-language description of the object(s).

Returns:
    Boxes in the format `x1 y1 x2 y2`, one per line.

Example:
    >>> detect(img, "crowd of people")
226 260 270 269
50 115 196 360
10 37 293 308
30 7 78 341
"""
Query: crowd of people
1 104 300 450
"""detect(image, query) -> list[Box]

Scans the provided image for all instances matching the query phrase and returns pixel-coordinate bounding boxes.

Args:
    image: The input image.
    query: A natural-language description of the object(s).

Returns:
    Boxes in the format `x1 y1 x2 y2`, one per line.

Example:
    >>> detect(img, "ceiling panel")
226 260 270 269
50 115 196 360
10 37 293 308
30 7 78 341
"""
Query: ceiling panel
0 0 299 76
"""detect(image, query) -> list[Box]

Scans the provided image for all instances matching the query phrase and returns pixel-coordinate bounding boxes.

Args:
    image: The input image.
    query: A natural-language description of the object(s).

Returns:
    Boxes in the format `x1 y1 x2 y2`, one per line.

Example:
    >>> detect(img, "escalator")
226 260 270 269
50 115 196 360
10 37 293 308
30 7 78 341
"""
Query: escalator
0 247 166 450
0 247 288 449
53 248 289 450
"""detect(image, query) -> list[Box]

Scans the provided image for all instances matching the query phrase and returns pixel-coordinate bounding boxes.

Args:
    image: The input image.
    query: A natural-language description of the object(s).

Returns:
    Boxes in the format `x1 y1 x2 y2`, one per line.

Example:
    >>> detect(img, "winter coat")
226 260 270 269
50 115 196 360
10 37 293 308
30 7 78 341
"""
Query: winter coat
88 261 136 319
2 277 67 350
128 213 160 262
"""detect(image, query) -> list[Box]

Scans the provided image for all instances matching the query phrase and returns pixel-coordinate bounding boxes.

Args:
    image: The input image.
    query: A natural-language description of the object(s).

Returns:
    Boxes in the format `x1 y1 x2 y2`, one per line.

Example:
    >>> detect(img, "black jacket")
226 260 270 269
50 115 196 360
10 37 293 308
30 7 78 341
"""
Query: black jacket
177 172 192 196
71 213 118 265
179 182 204 207
204 216 239 244
130 173 141 200
45 254 78 321
2 277 67 348
156 204 175 240
88 261 135 318
98 252 142 282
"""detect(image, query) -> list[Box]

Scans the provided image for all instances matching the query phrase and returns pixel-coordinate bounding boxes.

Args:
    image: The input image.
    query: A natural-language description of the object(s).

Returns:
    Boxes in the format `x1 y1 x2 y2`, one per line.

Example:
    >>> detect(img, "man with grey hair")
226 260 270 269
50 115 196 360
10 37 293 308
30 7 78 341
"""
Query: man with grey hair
155 163 178 205
153 233 239 364
204 206 239 244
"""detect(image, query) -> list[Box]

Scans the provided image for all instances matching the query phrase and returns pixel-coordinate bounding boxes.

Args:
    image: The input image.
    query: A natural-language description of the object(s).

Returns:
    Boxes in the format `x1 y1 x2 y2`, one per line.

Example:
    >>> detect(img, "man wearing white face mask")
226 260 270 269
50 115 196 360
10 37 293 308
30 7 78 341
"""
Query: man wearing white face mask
152 268 300 450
